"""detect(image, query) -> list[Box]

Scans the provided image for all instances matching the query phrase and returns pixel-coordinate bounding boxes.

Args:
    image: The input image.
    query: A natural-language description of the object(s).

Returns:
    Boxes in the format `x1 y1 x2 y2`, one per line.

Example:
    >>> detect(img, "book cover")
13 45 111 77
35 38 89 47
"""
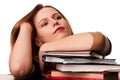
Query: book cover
42 56 116 64
50 70 103 80
56 64 120 72
42 50 104 60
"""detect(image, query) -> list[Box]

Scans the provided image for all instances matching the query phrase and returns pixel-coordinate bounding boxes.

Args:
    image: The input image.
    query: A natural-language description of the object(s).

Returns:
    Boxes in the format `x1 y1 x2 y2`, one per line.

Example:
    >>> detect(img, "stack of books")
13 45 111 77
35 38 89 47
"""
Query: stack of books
42 50 120 80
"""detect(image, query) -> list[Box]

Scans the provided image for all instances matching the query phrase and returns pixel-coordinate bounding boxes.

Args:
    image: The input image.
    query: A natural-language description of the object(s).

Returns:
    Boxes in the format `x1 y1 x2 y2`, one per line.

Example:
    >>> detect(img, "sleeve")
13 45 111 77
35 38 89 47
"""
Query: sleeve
90 32 112 57
98 37 112 57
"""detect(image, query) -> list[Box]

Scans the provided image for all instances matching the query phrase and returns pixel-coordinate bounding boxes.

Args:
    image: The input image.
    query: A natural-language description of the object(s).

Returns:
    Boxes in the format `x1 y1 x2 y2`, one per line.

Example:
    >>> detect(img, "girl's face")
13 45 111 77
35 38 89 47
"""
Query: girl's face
34 7 72 43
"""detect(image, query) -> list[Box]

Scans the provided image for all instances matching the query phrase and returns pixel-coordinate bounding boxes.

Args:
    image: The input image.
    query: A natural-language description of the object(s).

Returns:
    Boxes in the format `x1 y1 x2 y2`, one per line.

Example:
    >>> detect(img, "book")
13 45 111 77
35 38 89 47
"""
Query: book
56 64 120 72
42 50 104 59
42 56 116 64
50 70 104 80
49 70 118 80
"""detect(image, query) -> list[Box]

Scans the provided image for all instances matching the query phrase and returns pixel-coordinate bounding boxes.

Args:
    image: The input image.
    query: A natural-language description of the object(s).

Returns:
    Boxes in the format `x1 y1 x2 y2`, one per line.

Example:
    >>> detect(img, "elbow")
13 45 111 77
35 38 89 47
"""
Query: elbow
90 32 105 50
9 64 27 78
90 32 112 56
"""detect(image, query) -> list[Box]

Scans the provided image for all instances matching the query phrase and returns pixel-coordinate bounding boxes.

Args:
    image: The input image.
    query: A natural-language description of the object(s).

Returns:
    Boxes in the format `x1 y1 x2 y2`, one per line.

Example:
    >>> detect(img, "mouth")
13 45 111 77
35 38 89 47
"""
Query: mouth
53 27 65 34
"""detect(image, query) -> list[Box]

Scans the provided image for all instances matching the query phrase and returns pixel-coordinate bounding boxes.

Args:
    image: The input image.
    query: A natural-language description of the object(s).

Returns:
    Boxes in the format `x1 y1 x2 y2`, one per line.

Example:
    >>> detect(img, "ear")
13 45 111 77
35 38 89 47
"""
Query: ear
35 37 43 47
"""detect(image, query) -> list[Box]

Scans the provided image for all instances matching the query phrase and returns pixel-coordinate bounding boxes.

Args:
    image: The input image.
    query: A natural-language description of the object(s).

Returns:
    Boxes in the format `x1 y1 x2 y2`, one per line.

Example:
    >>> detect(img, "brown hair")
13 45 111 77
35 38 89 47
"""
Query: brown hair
10 4 72 56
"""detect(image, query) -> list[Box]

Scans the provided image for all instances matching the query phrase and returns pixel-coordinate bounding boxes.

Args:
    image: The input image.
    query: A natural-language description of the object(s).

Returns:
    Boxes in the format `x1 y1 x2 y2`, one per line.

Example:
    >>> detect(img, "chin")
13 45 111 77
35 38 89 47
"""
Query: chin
56 33 71 40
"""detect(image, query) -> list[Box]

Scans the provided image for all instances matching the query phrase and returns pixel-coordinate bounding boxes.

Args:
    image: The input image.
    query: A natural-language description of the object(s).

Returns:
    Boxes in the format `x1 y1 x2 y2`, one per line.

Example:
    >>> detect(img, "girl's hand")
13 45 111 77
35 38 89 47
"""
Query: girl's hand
20 22 33 33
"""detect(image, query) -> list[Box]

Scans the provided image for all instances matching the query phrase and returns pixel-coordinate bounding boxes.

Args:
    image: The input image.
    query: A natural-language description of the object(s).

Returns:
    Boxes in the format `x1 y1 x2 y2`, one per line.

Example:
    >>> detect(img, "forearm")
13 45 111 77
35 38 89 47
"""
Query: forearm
40 32 93 51
9 23 33 77
40 32 111 55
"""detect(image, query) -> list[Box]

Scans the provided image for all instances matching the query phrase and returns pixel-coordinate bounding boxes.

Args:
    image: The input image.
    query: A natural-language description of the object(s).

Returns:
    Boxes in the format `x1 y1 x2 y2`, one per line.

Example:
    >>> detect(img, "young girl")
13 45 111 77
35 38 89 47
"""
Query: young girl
9 4 111 79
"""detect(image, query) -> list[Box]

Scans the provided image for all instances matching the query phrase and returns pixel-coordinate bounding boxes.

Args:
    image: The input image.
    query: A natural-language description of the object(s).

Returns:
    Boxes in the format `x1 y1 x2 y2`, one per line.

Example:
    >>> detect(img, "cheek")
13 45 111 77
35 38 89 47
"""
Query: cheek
37 29 54 42
61 20 72 33
64 23 72 34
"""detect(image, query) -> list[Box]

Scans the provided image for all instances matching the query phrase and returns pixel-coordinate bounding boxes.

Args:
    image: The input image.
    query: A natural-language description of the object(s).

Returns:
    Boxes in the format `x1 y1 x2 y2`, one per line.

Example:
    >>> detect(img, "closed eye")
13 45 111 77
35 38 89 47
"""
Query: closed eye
41 22 48 27
56 15 62 20
52 13 63 20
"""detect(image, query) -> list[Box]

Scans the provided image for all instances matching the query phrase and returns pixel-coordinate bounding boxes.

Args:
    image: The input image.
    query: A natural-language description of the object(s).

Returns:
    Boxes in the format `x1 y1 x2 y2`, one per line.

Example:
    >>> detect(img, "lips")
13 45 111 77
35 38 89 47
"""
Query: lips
53 27 65 34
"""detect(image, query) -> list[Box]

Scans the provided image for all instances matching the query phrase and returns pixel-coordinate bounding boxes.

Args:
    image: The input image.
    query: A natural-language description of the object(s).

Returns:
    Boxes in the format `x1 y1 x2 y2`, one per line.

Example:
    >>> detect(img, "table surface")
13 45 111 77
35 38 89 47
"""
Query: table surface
0 74 44 80
0 74 14 80
0 73 120 80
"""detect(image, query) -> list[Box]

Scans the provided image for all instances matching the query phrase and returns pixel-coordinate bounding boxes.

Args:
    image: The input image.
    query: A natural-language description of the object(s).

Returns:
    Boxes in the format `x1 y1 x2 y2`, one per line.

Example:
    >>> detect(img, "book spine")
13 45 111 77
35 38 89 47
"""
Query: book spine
50 76 103 80
42 55 46 62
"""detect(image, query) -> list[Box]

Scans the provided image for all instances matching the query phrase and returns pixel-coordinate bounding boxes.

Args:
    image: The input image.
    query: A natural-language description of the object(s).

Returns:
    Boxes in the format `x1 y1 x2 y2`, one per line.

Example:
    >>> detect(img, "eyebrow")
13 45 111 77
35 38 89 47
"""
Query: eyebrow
52 13 60 19
38 13 60 24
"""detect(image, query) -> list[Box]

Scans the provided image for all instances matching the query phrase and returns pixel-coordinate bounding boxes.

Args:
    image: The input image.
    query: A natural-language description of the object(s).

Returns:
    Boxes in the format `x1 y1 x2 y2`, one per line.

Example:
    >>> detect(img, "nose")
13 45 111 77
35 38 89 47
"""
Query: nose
52 19 59 27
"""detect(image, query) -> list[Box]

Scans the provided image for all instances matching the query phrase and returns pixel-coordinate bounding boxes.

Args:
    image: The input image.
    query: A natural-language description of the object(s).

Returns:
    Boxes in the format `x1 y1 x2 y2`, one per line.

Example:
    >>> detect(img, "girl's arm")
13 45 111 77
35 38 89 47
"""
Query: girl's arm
9 22 33 78
39 32 111 71
40 32 111 53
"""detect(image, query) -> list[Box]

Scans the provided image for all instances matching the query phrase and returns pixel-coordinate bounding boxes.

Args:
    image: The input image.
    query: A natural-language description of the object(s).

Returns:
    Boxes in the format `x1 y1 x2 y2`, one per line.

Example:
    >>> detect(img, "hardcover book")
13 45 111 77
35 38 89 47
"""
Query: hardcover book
50 70 104 80
48 70 118 80
56 64 120 72
42 56 116 64
42 50 104 59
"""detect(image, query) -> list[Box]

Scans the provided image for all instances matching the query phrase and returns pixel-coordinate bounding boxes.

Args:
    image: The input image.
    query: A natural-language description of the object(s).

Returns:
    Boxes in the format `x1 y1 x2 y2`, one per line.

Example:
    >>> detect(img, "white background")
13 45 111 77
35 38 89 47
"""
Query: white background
0 0 120 74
